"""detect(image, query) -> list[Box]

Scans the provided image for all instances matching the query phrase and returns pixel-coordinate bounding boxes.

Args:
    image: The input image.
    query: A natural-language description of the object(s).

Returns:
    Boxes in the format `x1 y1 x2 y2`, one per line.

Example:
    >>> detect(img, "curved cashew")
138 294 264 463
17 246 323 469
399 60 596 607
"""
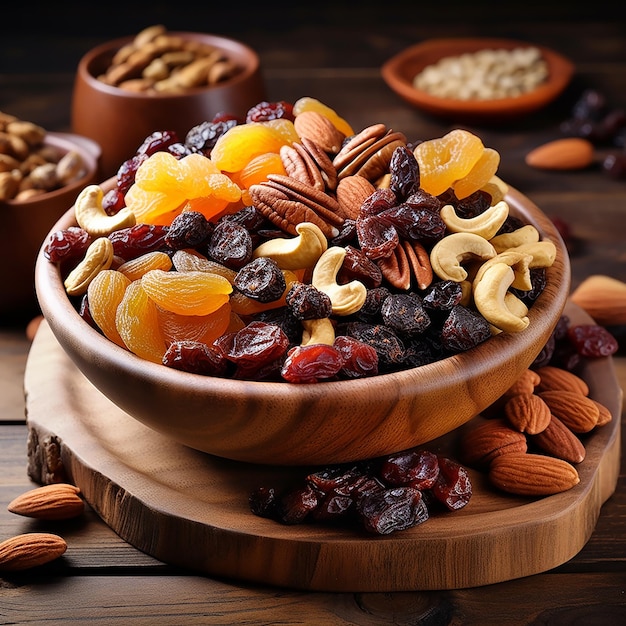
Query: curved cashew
474 262 530 333
252 222 327 270
64 236 114 296
75 184 136 237
473 250 534 292
490 224 539 253
489 293 530 335
510 241 557 268
481 175 509 204
440 200 509 240
301 317 335 346
430 232 496 282
311 246 367 316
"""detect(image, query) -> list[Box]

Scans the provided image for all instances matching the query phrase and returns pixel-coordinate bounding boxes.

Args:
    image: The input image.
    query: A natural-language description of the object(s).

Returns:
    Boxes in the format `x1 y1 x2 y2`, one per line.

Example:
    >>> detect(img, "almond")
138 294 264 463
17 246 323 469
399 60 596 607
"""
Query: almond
335 174 376 220
535 365 589 396
8 483 84 520
293 110 345 154
460 418 527 468
530 415 586 464
504 392 551 435
539 390 600 433
489 453 580 496
0 533 67 571
592 399 613 427
570 274 626 326
502 368 541 400
525 137 594 170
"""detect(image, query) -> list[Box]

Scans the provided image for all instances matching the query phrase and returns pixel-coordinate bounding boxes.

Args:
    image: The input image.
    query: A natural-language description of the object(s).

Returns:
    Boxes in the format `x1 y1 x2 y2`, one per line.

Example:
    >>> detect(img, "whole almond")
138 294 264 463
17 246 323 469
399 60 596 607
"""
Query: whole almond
504 392 551 435
8 483 84 520
525 137 594 170
336 175 376 220
0 533 67 571
530 415 586 464
539 390 600 433
294 110 346 154
460 418 527 468
535 365 589 396
489 453 580 496
502 368 541 400
591 399 613 427
570 274 626 327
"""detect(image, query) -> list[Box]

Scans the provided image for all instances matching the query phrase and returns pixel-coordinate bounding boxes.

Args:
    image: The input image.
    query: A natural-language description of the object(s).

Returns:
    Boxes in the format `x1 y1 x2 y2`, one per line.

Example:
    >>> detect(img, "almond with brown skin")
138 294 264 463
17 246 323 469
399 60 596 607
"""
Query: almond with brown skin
489 453 580 496
570 274 626 327
502 368 541 400
0 533 67 571
525 137 594 170
504 392 551 435
535 365 589 396
8 483 84 520
530 415 586 464
293 110 345 154
335 175 376 220
460 418 527 469
539 390 600 433
592 399 613 427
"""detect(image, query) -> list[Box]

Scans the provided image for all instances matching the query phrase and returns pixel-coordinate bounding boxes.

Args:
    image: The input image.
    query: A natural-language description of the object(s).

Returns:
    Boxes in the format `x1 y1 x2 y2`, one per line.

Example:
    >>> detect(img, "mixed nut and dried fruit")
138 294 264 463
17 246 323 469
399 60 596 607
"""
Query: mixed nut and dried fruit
0 111 88 202
45 96 561 384
96 24 242 94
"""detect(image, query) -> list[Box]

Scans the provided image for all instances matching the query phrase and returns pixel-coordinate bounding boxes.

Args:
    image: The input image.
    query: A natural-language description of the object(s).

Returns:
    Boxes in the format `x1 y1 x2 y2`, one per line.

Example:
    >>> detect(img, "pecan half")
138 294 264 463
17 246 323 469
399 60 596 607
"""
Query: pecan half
280 138 338 192
249 174 344 239
376 239 433 291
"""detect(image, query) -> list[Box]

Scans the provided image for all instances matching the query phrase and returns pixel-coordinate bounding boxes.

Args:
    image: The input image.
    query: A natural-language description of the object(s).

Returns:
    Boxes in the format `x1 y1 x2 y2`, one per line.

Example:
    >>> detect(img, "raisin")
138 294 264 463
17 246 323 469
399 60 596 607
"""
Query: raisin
380 450 440 490
214 321 289 369
43 227 91 263
423 280 463 311
381 293 431 336
440 305 491 353
234 257 286 303
510 268 547 305
246 100 295 123
285 282 333 320
357 486 429 535
136 130 181 157
378 203 446 242
102 188 127 215
330 218 358 248
281 344 344 384
185 119 237 156
532 332 556 369
333 335 379 379
567 324 619 357
355 214 399 260
108 224 169 261
207 221 253 270
343 322 405 369
276 483 320 525
360 188 397 216
337 245 383 288
389 145 419 200
404 189 443 214
431 456 472 511
248 485 278 518
162 340 228 376
311 491 354 521
164 211 213 250
355 286 390 320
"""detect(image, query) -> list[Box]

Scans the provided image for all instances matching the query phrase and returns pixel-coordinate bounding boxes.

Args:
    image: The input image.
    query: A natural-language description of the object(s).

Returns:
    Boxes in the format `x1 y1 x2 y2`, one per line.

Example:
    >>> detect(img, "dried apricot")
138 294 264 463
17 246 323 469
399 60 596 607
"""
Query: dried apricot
414 129 485 197
141 269 233 316
157 302 232 345
453 147 501 199
293 97 354 137
238 152 287 189
118 251 173 281
116 280 166 363
87 269 131 348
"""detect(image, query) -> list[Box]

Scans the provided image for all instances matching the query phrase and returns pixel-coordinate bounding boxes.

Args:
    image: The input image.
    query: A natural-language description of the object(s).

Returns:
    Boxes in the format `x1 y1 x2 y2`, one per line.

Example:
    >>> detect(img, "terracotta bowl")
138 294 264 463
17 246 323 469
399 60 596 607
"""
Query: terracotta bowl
381 38 574 122
35 180 570 466
71 32 266 179
1 132 100 321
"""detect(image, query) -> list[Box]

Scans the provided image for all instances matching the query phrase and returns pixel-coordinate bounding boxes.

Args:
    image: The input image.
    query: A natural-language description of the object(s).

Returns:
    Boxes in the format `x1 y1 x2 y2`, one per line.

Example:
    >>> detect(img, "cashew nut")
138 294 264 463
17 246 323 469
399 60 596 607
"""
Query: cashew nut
473 250 534 292
301 317 335 346
252 222 327 270
440 200 509 240
64 236 114 296
510 241 557 268
75 184 136 237
489 224 539 253
481 175 509 204
473 262 530 333
430 232 496 282
489 293 530 335
311 246 367 316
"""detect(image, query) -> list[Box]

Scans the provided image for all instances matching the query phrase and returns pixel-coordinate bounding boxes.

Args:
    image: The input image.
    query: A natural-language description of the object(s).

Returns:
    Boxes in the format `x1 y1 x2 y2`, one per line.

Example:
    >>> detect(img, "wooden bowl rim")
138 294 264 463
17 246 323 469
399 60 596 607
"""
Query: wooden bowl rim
381 37 575 118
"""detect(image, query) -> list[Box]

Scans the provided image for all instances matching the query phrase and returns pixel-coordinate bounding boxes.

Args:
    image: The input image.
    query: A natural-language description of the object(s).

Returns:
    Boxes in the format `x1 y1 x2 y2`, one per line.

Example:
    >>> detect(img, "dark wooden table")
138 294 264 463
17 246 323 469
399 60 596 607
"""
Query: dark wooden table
2 4 626 623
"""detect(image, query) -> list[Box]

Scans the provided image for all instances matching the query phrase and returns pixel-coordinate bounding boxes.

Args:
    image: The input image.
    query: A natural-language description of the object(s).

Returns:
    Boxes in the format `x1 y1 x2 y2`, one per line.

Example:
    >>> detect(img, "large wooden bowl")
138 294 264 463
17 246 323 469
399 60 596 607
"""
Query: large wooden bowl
381 38 574 122
34 183 570 466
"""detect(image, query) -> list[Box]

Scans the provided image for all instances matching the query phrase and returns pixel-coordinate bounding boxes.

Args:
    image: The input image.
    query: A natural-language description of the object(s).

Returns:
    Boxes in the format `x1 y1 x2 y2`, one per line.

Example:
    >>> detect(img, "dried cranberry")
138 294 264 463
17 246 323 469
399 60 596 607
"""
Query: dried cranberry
102 188 126 215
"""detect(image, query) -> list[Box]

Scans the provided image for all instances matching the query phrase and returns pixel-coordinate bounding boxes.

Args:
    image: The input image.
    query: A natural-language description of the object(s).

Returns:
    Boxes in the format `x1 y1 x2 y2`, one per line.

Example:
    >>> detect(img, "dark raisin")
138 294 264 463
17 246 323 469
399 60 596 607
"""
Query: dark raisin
333 335 379 379
116 153 148 195
136 130 181 157
285 282 333 320
378 203 446 242
336 245 383 288
355 286 390 320
275 484 320 525
43 227 91 263
102 188 126 215
108 224 169 261
441 305 491 353
431 456 472 511
343 322 405 369
185 120 237 156
380 450 440 490
162 341 228 376
234 257 286 303
381 293 431 336
248 485 278 518
357 486 429 535
567 324 619 357
246 100 295 123
164 211 213 250
355 214 399 260
359 188 397 216
389 145 419 200
281 344 344 384
423 280 463 311
207 221 253 269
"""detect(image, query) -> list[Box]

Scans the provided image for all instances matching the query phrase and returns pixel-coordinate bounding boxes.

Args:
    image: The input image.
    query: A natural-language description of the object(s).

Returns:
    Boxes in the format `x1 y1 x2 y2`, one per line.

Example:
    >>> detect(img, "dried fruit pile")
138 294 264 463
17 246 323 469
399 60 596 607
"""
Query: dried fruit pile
46 96 558 383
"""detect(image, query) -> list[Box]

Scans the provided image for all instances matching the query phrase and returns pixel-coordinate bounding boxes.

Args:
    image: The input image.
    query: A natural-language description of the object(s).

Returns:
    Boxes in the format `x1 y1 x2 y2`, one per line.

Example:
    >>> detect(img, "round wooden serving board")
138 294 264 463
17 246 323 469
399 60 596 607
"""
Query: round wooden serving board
24 303 622 592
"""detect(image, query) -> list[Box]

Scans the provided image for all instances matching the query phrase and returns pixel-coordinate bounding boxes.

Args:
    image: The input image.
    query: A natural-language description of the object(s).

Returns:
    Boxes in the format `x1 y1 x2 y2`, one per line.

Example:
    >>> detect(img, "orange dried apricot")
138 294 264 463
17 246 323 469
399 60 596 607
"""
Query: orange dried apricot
118 251 173 282
293 97 354 137
157 302 232 345
116 280 166 363
238 152 286 189
87 269 131 348
141 269 233 316
453 147 501 199
263 118 300 145
414 129 485 197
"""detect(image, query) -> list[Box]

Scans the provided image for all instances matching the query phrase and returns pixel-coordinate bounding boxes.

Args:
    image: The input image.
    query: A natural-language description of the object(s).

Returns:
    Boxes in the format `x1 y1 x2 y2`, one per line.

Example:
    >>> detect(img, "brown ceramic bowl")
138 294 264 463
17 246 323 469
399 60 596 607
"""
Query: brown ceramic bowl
35 177 570 466
1 132 100 321
71 32 266 179
381 38 574 122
